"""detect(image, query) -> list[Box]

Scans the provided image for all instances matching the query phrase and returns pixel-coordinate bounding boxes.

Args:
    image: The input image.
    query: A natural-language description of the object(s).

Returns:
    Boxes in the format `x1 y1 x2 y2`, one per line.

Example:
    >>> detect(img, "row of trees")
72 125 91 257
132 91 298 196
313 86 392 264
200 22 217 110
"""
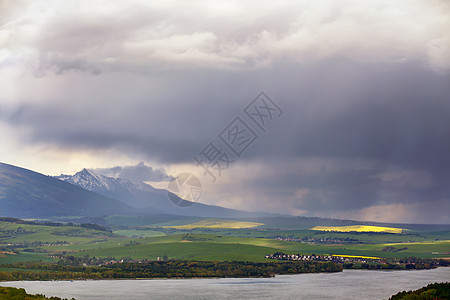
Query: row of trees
342 257 446 270
0 217 110 232
0 260 342 281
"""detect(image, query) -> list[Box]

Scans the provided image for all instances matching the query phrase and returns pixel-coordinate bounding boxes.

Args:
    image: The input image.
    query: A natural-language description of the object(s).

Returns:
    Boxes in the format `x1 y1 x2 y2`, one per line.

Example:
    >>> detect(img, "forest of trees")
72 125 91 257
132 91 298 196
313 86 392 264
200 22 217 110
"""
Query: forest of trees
389 282 450 300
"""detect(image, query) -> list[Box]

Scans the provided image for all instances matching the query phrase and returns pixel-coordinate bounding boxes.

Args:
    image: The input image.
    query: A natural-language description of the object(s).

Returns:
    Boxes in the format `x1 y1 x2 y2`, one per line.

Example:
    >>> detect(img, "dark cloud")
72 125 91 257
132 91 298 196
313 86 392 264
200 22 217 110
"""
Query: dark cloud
246 159 446 207
92 162 173 182
1 0 450 222
3 62 450 170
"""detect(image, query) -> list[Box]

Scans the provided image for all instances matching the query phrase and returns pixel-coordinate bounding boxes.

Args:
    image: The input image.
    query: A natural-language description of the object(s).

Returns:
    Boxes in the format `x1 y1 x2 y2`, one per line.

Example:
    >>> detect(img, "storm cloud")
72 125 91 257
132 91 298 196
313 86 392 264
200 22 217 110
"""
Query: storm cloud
1 0 449 223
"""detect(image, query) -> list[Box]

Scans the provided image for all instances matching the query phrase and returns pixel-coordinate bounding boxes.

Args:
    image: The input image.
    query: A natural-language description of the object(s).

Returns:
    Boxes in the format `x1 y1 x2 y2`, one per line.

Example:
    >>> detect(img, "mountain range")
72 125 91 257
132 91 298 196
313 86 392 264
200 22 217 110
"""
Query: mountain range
2 162 449 230
55 169 166 210
55 168 258 218
0 162 260 219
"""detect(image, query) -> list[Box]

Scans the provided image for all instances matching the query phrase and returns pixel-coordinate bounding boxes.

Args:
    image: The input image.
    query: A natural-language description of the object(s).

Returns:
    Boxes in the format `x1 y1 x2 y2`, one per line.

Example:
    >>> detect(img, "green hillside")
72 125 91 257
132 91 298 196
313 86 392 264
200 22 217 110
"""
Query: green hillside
1 218 449 265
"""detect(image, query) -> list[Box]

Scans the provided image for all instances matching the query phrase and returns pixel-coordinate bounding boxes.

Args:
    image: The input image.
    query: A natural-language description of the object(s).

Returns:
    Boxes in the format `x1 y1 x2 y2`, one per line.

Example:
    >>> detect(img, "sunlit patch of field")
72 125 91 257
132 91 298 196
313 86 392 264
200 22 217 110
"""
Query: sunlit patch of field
161 218 264 229
331 254 380 259
310 225 403 233
0 221 118 244
113 229 166 238
0 251 15 257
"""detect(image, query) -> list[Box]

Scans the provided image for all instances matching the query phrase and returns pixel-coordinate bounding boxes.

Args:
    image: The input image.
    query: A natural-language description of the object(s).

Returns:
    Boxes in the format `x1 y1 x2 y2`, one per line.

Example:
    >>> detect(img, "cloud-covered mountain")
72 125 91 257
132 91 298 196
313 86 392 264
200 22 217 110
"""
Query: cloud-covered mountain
0 162 136 218
55 168 166 210
92 162 173 183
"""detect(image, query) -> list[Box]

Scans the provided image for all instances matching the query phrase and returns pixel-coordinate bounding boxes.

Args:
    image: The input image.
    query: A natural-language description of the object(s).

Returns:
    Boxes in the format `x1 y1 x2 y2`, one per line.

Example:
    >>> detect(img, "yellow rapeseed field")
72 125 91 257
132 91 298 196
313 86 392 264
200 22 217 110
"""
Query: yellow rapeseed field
162 218 264 229
310 225 403 233
331 254 381 259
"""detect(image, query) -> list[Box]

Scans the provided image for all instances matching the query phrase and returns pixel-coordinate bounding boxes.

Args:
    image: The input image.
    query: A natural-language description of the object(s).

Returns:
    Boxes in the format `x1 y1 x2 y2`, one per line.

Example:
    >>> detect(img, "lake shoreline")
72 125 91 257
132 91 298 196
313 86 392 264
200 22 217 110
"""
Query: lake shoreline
1 265 448 282
1 269 449 300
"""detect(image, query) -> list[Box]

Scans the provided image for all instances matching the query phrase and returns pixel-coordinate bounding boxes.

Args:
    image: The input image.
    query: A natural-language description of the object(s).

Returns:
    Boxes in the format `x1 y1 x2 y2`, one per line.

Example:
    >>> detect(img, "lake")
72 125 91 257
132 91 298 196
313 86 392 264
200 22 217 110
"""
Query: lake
1 268 449 299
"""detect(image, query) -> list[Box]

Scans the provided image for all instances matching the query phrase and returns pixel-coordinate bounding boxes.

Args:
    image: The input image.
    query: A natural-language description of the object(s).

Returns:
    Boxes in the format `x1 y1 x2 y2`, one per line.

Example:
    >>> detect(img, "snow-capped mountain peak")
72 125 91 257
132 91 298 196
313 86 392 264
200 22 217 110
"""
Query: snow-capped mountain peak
53 167 254 218
54 168 162 208
56 168 113 191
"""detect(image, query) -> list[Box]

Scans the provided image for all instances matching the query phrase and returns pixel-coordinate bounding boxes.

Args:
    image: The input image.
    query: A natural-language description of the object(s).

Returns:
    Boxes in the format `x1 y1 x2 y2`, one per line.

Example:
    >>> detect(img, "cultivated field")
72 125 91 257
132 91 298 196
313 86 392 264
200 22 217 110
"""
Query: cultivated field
1 219 449 264
311 225 403 234
161 218 264 229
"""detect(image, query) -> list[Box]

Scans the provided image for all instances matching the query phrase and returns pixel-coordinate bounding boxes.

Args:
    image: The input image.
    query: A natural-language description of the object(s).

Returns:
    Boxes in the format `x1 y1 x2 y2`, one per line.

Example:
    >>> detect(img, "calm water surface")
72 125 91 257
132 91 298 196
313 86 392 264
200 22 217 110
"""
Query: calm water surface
2 268 449 299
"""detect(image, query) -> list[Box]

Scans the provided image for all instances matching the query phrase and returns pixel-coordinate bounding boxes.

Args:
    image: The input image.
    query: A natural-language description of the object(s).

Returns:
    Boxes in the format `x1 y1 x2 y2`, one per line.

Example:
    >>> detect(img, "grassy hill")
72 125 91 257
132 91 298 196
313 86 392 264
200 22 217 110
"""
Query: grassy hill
76 234 450 260
1 218 449 264
74 237 279 262
98 215 450 246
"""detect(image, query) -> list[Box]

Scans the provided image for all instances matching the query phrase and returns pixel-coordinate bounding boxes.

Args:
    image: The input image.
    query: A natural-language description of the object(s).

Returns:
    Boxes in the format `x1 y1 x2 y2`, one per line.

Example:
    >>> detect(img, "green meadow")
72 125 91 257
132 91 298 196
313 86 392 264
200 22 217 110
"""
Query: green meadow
1 218 449 264
70 234 450 261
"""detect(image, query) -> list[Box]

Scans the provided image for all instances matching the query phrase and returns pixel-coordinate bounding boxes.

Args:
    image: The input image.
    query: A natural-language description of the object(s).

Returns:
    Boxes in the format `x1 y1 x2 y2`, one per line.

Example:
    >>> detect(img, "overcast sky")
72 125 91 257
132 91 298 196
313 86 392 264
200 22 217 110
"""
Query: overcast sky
1 0 449 223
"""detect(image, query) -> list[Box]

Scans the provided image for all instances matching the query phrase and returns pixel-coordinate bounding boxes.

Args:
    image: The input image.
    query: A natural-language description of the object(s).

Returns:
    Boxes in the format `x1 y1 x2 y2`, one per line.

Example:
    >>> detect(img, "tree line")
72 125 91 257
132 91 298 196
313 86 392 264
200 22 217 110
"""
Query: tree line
0 218 109 232
0 260 342 281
